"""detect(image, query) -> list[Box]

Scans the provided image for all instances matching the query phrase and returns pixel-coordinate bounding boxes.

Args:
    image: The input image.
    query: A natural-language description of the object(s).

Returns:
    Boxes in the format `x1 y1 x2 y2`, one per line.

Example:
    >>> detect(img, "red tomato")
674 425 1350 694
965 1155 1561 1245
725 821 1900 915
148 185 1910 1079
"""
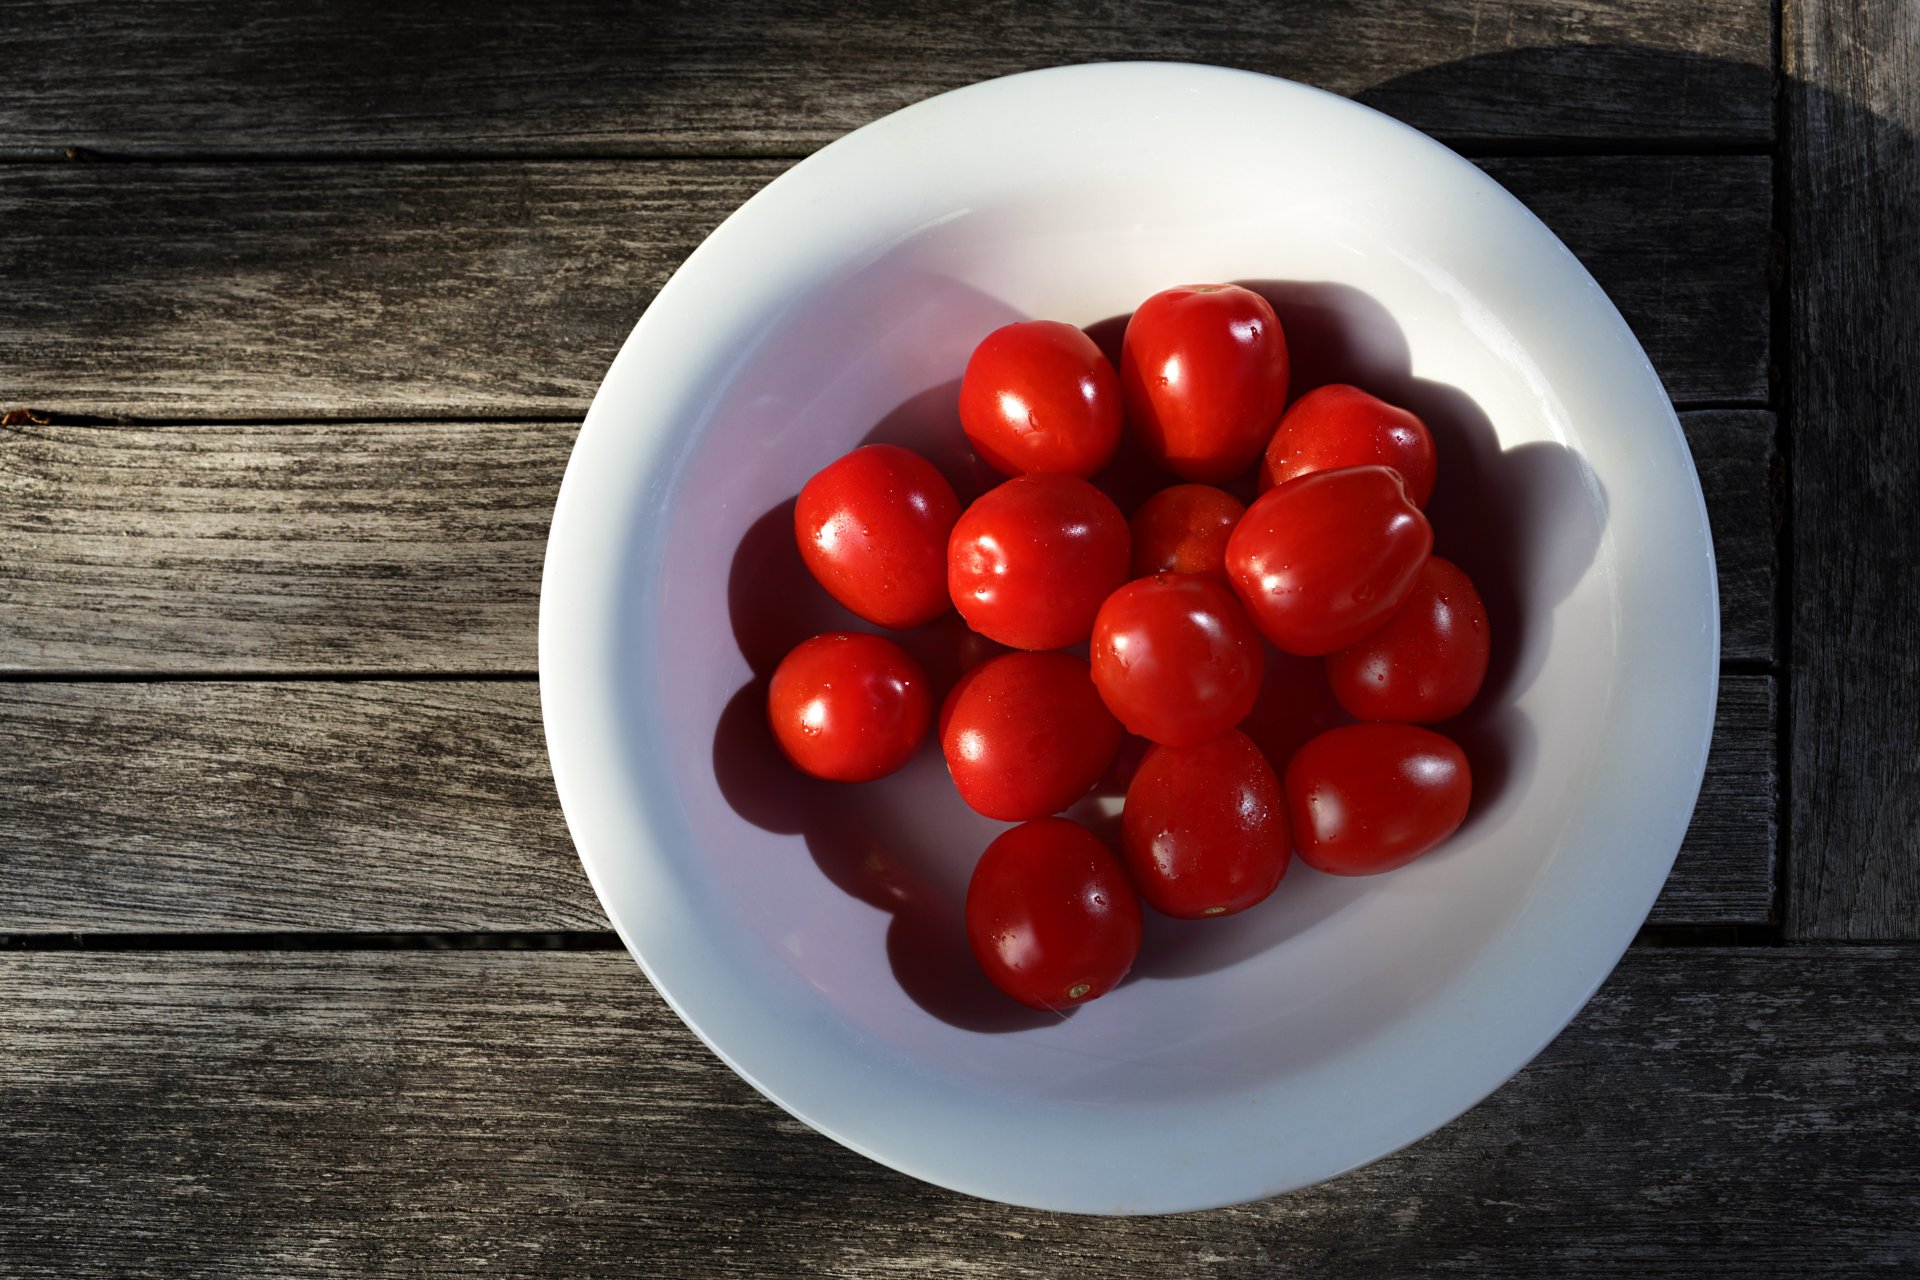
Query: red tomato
1260 384 1437 507
1284 724 1471 875
795 444 961 630
1128 483 1245 585
1119 284 1289 484
1326 557 1490 723
941 651 1122 820
947 474 1130 650
965 817 1142 1009
767 632 933 783
1225 465 1432 655
959 320 1123 478
1121 730 1290 918
1089 574 1264 747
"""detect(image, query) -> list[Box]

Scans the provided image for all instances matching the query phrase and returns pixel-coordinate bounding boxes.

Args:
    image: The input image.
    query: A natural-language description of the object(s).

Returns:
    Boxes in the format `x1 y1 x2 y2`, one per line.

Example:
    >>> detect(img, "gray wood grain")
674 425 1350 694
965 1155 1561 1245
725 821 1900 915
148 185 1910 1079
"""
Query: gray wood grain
1661 674 1777 923
1684 411 1778 664
1784 0 1920 939
0 412 1774 672
0 676 1772 934
0 421 571 673
0 682 602 933
0 157 1769 421
3 947 1912 1276
0 0 1773 159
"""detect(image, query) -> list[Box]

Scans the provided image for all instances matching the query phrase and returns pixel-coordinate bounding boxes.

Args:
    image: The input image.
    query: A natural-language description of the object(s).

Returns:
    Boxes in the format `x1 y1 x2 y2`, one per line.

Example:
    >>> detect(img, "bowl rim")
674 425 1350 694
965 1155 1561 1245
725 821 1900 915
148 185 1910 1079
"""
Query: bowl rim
539 60 1720 1214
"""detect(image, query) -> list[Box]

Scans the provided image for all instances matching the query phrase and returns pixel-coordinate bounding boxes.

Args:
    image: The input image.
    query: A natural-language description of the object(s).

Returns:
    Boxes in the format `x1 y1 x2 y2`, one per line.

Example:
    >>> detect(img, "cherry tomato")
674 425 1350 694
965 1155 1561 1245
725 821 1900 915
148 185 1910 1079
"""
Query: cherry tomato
959 320 1123 478
1089 574 1264 747
1225 464 1432 655
1119 284 1289 484
767 632 932 782
1326 557 1490 723
947 474 1130 650
1284 724 1471 875
965 817 1142 1009
1121 730 1290 918
940 651 1121 820
1260 384 1437 507
1128 483 1244 585
795 444 961 630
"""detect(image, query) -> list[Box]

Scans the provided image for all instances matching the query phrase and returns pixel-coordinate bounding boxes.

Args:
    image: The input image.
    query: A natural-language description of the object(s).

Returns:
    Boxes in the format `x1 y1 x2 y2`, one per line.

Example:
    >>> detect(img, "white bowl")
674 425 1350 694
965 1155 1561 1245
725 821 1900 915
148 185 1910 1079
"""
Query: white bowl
539 63 1718 1214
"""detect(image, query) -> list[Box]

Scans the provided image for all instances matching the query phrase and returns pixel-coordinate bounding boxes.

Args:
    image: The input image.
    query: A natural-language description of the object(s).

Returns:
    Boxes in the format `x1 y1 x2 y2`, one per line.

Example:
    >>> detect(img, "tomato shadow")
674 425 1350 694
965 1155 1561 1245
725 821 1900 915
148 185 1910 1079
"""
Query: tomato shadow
1243 279 1608 831
719 474 1033 1032
711 677 1055 1033
858 378 1003 505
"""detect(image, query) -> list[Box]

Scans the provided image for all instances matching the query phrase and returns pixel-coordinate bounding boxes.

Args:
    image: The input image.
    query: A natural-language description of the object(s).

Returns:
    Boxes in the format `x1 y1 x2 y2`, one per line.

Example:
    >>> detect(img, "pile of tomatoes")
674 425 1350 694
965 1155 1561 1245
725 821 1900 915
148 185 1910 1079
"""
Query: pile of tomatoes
764 284 1489 1012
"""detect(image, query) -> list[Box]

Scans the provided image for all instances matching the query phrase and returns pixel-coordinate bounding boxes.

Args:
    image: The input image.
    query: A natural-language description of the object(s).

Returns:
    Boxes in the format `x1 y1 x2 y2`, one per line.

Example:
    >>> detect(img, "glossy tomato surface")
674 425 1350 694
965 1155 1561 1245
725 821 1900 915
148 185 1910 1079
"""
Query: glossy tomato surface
1128 483 1244 585
1327 556 1490 723
947 473 1130 650
1225 464 1432 655
959 320 1123 478
795 444 961 629
1089 574 1264 747
1285 723 1471 875
766 632 933 783
1121 730 1290 918
1119 284 1289 484
965 817 1143 1010
1260 384 1437 507
940 650 1122 820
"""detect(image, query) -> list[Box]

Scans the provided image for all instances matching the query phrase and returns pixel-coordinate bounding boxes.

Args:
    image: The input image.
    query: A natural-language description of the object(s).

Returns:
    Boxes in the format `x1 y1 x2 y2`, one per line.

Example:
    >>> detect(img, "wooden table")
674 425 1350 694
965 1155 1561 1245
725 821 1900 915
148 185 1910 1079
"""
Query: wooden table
3 2 1916 1273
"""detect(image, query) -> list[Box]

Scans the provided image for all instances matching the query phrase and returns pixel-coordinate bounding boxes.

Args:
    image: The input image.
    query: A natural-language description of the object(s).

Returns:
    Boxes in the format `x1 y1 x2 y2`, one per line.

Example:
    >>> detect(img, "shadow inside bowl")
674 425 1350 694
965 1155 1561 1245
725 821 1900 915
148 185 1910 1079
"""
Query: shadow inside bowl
712 678 1058 1033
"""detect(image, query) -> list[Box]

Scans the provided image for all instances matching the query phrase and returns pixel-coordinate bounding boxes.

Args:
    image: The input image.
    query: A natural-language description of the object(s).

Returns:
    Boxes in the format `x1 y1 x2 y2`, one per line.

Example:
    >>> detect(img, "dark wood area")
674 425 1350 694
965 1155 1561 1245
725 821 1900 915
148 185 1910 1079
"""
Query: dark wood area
1784 0 1920 940
3 0 1914 1269
3 950 1913 1277
1 0 1772 156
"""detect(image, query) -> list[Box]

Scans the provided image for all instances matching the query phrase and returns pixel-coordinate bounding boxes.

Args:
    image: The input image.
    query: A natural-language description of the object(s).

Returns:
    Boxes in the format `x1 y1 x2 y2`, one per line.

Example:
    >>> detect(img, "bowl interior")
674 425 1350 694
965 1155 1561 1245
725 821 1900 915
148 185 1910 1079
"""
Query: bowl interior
542 64 1715 1213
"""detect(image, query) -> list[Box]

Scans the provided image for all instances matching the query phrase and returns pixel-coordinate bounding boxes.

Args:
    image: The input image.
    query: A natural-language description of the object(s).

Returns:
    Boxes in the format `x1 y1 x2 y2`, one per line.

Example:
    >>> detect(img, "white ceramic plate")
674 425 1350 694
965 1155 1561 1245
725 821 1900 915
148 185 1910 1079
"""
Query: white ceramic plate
540 63 1718 1214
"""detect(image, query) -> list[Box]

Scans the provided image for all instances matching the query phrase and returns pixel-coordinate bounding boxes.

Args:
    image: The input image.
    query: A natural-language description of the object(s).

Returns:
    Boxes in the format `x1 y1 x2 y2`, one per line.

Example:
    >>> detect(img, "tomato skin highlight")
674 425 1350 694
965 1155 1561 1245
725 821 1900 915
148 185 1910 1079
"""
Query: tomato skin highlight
1089 574 1264 748
1128 483 1244 585
1260 384 1437 507
1284 723 1471 875
940 651 1122 821
1326 556 1490 723
766 632 933 783
1225 464 1433 656
1121 730 1291 918
1120 284 1290 484
947 473 1131 650
959 320 1123 478
795 444 962 630
965 817 1143 1010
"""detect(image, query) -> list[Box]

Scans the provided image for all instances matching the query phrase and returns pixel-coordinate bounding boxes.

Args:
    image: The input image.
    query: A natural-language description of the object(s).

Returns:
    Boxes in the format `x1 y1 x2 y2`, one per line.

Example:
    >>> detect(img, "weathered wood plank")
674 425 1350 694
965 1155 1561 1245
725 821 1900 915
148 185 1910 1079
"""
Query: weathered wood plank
0 421 571 673
0 161 767 422
0 412 1773 672
1684 410 1778 664
0 682 602 934
0 676 1773 934
1662 673 1777 923
0 157 1769 421
1784 2 1920 938
2 948 1912 1276
0 0 1774 159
